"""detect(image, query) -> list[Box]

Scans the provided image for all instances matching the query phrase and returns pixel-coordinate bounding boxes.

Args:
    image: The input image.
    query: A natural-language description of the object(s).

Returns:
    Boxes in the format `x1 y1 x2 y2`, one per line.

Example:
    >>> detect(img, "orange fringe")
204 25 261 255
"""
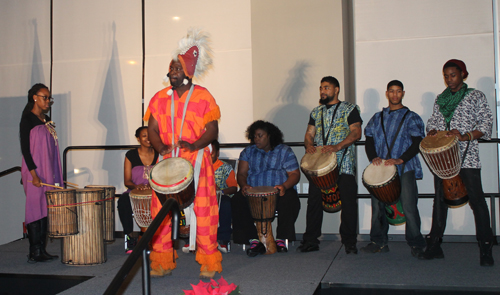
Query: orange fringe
150 250 178 271
203 106 221 126
196 250 223 273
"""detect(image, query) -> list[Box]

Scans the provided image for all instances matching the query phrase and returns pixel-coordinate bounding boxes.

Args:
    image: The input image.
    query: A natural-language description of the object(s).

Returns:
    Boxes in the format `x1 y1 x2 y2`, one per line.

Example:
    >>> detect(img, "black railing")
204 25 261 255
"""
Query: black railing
0 166 21 178
103 197 181 295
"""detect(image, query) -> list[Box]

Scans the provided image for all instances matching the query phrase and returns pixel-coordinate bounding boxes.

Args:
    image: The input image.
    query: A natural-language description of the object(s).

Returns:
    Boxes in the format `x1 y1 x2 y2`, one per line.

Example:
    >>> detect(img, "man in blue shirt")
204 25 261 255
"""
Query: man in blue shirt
362 80 426 257
231 120 301 257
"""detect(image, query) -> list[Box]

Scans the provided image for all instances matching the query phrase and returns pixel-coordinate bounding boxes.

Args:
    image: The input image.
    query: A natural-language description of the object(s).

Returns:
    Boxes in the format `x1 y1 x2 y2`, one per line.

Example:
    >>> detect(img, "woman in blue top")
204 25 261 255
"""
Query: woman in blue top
231 120 300 257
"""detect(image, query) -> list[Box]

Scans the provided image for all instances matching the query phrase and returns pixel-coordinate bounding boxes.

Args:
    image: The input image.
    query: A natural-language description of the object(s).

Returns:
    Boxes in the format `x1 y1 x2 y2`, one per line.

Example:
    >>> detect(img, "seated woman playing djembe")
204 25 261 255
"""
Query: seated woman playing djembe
231 120 301 257
118 126 158 253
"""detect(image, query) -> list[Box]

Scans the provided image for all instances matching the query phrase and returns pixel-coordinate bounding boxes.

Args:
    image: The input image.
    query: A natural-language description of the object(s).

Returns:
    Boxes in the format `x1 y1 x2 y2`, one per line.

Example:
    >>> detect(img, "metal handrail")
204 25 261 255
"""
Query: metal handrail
103 197 181 295
0 166 21 178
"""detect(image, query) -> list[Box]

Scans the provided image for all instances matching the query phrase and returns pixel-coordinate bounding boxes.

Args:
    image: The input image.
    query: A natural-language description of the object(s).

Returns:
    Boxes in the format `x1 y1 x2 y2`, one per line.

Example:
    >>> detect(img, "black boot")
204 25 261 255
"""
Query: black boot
27 220 51 263
479 241 494 267
40 217 58 260
418 235 444 260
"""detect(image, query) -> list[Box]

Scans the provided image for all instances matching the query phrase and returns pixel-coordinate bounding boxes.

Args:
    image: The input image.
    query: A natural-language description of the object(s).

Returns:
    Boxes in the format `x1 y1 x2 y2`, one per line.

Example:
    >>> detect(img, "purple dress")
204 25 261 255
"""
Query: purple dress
21 122 63 224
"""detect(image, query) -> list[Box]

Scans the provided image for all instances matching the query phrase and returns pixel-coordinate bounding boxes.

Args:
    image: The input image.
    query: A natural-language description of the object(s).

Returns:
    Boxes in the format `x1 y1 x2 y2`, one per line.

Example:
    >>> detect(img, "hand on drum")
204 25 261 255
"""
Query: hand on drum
135 184 150 190
384 158 403 166
305 145 316 154
274 185 286 196
427 129 438 137
447 129 468 141
241 185 252 196
159 144 174 156
176 140 196 152
321 145 339 154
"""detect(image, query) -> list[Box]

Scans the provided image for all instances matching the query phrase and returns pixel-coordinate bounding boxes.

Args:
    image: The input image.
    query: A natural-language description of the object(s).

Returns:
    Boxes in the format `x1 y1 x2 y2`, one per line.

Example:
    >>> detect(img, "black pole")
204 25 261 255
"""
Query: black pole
141 248 150 295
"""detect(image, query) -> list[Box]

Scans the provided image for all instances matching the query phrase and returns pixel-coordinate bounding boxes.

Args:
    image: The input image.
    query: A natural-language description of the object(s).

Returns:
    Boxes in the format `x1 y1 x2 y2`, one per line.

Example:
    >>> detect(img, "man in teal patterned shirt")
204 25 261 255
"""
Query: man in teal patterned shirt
298 76 362 254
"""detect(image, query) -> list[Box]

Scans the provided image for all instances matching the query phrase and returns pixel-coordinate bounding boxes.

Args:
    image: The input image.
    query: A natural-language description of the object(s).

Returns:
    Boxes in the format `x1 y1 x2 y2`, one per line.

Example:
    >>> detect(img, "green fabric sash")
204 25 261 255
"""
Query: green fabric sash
436 83 473 129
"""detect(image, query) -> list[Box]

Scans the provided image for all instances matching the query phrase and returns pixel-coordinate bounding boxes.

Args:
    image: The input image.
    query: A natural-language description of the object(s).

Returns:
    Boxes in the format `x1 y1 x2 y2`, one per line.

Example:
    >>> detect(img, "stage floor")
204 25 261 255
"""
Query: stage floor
1 237 499 294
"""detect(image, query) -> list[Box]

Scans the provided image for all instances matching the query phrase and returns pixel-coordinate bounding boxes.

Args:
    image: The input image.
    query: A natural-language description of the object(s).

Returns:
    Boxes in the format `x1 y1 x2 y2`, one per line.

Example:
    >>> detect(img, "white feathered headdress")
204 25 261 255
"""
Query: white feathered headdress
172 28 213 79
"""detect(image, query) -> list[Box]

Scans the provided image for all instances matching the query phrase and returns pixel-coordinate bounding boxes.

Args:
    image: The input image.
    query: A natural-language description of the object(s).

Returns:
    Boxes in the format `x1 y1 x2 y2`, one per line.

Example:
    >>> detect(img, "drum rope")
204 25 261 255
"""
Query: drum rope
47 196 113 208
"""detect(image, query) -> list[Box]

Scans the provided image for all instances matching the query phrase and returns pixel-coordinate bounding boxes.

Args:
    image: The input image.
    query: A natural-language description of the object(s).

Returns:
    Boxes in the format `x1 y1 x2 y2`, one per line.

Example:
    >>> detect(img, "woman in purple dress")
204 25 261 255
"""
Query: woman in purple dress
118 126 159 253
20 83 62 262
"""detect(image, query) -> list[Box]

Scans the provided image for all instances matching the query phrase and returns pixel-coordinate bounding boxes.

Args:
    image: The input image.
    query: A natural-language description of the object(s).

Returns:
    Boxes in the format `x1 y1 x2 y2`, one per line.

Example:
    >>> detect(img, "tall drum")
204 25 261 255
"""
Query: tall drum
45 189 78 237
246 186 278 255
420 131 469 208
300 146 341 213
149 157 195 209
62 188 106 265
85 185 116 243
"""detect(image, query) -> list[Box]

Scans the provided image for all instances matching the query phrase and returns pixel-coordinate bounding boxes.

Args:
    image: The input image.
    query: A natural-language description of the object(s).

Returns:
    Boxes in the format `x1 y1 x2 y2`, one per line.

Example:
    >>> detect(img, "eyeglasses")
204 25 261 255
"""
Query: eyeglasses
35 94 54 102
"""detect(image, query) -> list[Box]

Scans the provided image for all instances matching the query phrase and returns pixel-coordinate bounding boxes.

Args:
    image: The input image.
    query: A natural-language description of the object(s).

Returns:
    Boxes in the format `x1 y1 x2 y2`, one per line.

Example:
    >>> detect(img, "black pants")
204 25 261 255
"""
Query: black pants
302 173 358 246
429 169 493 242
117 192 134 235
231 188 301 244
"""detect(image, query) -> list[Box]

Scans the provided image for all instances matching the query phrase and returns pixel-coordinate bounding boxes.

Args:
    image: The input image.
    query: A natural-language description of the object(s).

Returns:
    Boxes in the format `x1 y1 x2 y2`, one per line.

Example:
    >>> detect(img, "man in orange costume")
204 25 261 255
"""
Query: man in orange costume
145 29 222 279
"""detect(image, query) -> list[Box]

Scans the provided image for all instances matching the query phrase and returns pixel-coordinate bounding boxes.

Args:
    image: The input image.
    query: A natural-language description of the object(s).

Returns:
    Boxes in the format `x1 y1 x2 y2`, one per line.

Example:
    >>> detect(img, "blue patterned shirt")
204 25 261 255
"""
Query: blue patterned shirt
239 144 299 188
365 107 425 178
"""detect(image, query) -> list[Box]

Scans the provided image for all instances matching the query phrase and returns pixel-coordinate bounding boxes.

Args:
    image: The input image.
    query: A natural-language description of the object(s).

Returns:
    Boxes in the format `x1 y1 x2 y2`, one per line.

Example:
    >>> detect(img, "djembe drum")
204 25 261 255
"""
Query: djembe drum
362 160 401 205
420 131 469 208
129 188 153 230
149 157 195 209
85 185 115 243
246 186 278 255
62 188 106 265
45 189 78 237
300 146 341 213
362 160 406 225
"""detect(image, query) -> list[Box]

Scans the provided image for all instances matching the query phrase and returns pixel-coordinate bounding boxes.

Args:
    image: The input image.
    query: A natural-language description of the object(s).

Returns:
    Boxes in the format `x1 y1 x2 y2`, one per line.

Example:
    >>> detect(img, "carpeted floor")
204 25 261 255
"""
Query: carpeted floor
0 237 499 295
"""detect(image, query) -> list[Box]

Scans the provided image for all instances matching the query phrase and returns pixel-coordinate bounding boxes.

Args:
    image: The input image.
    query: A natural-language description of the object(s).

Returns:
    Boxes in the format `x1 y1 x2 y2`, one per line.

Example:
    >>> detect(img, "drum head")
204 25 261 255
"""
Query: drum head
420 131 457 151
246 186 278 196
149 157 194 194
46 188 75 195
363 160 397 186
130 188 152 197
300 146 337 177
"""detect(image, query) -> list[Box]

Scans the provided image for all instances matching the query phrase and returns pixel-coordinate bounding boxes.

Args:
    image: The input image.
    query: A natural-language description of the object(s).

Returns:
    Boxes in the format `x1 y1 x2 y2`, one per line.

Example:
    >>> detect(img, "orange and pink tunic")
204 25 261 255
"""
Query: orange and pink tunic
145 85 222 272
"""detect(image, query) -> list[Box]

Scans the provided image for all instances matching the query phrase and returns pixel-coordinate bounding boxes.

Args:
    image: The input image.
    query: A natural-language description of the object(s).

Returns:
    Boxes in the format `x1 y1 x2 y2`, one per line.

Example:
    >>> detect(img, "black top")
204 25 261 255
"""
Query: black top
125 148 159 168
365 136 421 163
20 112 49 171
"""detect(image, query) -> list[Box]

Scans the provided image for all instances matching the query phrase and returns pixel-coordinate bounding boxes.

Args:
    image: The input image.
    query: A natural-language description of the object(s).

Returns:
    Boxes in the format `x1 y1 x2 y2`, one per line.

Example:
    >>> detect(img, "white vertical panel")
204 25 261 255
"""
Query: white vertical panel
0 0 51 245
52 0 142 191
144 0 253 144
355 0 498 236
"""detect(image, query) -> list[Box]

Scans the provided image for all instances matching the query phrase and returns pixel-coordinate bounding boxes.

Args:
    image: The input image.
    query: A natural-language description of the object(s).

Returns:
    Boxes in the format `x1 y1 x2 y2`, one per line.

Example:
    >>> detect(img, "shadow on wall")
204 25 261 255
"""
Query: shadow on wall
96 22 129 187
361 88 380 138
420 92 436 125
266 61 312 142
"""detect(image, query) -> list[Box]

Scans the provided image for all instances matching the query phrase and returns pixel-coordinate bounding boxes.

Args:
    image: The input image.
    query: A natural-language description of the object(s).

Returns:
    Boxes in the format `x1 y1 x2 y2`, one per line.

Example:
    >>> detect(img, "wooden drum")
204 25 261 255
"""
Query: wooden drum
85 185 116 243
45 189 78 237
129 188 153 229
420 131 468 208
246 186 278 255
362 160 401 205
300 146 341 213
149 157 195 209
62 188 106 265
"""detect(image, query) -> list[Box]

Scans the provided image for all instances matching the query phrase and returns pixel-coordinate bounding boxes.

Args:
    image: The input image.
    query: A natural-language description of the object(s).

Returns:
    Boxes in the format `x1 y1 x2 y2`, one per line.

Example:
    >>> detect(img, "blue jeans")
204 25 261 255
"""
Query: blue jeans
370 171 425 248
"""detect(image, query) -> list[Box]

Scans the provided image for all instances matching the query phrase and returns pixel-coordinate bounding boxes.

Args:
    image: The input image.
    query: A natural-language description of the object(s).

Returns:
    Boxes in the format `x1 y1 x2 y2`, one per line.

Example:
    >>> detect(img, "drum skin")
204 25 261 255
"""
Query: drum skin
45 189 78 237
300 146 341 213
362 161 401 205
246 186 278 254
149 157 195 209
